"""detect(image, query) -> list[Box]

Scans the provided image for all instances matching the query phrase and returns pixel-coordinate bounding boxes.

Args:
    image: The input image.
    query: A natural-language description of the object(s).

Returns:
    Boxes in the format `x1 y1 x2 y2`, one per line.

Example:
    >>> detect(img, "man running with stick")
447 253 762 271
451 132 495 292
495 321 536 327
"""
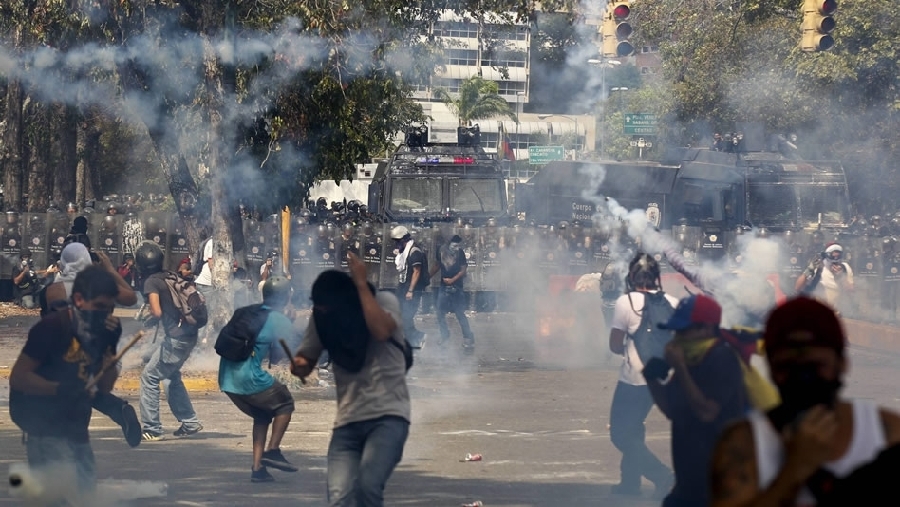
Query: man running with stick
9 266 144 499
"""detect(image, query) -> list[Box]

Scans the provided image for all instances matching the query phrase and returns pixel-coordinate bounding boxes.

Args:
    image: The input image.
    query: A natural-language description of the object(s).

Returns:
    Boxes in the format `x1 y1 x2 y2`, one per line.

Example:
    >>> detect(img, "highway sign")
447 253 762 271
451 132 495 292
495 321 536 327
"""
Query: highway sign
528 145 565 165
624 113 658 135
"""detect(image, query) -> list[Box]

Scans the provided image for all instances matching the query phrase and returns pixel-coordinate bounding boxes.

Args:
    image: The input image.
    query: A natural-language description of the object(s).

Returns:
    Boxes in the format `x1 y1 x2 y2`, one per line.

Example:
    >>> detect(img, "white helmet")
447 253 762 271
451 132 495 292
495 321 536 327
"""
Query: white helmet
390 225 410 240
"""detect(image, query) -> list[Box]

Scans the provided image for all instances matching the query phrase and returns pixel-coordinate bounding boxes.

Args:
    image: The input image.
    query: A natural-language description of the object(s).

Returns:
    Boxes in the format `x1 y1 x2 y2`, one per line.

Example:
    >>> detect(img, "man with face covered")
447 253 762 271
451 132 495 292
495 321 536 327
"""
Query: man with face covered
390 225 428 349
290 253 410 506
428 234 475 350
795 242 854 313
710 296 900 507
8 266 126 497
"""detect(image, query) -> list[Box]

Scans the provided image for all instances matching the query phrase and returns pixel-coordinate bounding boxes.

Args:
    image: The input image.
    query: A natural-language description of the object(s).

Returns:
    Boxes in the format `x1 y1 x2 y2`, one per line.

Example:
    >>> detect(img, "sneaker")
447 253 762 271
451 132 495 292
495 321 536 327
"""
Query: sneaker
173 423 203 437
121 404 142 448
261 449 299 472
141 431 164 442
250 466 275 483
610 483 641 496
462 337 475 348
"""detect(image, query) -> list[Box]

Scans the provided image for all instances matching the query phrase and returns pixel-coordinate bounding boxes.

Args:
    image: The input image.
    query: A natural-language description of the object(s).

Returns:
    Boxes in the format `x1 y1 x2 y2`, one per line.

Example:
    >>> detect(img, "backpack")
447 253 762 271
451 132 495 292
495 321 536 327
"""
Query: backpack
162 271 209 329
215 304 271 361
629 291 676 364
191 238 210 276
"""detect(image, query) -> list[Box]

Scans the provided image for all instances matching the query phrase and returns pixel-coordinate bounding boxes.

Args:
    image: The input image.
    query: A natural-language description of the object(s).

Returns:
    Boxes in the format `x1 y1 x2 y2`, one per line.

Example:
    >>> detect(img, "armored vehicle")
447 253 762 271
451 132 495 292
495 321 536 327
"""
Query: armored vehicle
367 126 510 226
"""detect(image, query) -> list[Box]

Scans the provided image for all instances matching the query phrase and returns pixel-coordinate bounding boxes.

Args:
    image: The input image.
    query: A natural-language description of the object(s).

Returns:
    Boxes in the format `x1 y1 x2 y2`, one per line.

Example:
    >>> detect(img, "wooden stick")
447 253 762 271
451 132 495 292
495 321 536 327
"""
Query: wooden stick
279 339 306 385
85 330 144 391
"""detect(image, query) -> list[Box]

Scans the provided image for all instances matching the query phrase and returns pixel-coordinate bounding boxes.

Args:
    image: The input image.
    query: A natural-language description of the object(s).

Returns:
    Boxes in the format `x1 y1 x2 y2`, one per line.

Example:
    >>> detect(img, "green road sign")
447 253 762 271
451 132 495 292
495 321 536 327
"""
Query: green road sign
624 113 658 135
528 145 565 165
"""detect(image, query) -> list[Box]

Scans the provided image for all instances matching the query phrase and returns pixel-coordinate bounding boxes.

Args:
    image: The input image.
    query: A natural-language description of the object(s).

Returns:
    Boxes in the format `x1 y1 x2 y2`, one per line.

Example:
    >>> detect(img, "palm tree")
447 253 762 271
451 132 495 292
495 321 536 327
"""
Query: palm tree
433 75 518 126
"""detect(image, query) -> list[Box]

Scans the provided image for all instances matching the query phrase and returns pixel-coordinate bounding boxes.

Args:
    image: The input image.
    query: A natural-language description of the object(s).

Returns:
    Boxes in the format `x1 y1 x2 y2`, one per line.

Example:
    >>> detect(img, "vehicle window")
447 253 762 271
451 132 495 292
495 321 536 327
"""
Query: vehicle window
748 184 796 227
797 186 847 227
390 179 441 212
450 179 503 213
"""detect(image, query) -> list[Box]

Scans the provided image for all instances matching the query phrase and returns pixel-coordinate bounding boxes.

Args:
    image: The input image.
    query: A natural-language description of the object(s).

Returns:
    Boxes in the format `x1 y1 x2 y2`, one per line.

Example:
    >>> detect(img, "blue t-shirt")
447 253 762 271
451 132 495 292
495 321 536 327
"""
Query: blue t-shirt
218 307 295 395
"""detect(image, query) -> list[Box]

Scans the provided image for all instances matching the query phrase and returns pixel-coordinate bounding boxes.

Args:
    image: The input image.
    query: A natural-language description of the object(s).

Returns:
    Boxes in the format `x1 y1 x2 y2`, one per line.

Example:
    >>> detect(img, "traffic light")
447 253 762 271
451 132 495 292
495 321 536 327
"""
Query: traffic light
601 0 634 58
801 0 837 52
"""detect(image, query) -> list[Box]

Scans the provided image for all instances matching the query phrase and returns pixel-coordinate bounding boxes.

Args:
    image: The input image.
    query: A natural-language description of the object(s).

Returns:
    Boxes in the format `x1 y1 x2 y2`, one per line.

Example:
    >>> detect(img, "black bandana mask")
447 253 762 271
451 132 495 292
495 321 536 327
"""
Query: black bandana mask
772 363 842 428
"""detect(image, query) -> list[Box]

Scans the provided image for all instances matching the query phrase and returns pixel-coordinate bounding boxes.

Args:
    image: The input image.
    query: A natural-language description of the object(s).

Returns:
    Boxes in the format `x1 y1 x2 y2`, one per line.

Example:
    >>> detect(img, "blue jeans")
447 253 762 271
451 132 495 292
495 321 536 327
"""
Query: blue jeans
139 334 202 434
609 381 671 488
25 435 96 497
396 288 424 345
327 416 409 507
436 286 473 341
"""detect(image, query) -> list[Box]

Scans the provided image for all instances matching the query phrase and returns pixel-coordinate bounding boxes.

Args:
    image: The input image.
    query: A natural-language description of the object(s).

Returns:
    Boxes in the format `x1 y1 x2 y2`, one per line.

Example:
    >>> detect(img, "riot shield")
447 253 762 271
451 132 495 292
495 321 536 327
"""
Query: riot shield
97 215 122 266
168 219 192 272
23 213 49 270
48 213 70 263
378 224 399 290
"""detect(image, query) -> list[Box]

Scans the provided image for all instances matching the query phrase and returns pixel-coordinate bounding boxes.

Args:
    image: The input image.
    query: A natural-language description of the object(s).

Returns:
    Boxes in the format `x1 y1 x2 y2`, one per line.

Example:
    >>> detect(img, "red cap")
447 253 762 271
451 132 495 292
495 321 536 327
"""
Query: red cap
659 294 722 331
764 296 846 355
178 257 191 268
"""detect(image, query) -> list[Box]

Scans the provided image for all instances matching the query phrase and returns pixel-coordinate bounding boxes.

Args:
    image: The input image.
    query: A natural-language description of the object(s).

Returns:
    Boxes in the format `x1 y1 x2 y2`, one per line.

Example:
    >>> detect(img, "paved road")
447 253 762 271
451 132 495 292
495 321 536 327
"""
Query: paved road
0 311 899 506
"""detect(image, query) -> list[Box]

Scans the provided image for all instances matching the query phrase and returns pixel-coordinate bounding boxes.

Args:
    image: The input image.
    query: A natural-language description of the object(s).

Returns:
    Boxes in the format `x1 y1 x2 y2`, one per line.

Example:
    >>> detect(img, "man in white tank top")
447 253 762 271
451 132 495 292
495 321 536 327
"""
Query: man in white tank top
710 297 900 506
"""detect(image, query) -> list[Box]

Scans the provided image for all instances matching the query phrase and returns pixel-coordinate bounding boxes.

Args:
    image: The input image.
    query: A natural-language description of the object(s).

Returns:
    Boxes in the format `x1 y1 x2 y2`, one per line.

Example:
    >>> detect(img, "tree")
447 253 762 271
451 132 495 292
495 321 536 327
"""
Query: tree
433 75 518 126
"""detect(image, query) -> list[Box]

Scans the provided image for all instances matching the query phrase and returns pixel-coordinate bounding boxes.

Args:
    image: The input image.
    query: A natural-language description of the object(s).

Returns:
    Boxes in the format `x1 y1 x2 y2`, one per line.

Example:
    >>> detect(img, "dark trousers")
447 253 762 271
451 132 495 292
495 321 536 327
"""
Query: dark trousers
609 381 671 488
92 392 128 426
396 288 424 345
436 286 473 341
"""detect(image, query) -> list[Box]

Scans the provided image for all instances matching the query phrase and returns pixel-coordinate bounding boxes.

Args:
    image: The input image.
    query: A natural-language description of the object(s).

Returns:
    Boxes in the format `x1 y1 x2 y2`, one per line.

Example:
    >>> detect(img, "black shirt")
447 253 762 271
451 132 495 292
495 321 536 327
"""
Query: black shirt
400 246 426 292
9 310 120 442
144 272 199 338
11 264 36 296
437 247 467 289
664 341 748 505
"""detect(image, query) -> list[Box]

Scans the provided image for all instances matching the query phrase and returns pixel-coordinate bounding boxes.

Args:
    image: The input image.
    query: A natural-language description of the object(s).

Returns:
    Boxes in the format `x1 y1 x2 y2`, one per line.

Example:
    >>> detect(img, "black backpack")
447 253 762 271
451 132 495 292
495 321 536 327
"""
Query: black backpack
162 271 209 329
411 246 430 290
215 304 272 361
630 291 676 364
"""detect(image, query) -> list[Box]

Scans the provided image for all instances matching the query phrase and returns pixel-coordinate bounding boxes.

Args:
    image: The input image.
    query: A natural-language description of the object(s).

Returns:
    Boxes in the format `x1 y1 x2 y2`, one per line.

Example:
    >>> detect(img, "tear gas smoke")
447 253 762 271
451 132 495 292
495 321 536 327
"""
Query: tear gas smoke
8 462 167 507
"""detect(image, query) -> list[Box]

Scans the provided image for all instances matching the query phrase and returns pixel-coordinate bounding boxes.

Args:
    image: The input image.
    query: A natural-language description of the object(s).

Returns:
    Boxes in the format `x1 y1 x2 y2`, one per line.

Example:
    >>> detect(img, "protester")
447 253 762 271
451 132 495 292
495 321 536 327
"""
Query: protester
710 296 900 506
608 253 677 497
8 266 125 497
644 294 749 507
136 241 204 441
429 234 475 350
219 276 298 482
291 253 410 507
391 225 428 349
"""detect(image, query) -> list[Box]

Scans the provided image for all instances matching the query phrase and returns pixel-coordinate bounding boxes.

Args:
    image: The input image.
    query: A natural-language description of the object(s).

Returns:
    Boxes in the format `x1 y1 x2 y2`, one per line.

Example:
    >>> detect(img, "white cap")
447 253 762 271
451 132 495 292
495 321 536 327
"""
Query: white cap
390 225 410 240
825 243 843 254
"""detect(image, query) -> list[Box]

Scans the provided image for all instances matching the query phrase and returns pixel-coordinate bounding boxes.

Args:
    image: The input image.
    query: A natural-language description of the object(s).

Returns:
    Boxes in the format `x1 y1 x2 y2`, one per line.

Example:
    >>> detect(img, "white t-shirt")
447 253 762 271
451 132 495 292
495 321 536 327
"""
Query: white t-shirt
195 239 214 286
610 290 680 386
818 261 853 307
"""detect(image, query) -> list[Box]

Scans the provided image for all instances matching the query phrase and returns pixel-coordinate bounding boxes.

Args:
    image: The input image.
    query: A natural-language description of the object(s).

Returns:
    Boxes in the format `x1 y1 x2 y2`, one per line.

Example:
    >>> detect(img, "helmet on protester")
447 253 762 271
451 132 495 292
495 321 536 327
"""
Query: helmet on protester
626 252 661 292
390 225 410 240
262 275 292 307
135 241 164 275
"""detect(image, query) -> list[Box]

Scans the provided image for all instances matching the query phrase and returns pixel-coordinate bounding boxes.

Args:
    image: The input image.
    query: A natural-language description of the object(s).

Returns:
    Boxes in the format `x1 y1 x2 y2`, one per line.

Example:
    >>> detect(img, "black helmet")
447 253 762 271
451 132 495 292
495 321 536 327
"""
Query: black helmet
299 208 313 219
294 216 309 230
486 217 498 228
262 275 292 306
135 241 164 274
627 252 661 291
342 222 355 234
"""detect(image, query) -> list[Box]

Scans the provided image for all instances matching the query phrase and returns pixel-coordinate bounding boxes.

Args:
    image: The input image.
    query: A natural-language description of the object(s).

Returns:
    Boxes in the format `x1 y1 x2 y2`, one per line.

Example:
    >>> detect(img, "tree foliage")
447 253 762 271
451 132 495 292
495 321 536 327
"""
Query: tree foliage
433 75 518 126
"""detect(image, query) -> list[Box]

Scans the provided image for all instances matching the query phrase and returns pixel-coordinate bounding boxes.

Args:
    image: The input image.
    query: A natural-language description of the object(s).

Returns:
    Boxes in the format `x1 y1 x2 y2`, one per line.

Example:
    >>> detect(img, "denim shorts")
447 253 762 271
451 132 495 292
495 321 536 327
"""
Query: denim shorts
226 382 295 424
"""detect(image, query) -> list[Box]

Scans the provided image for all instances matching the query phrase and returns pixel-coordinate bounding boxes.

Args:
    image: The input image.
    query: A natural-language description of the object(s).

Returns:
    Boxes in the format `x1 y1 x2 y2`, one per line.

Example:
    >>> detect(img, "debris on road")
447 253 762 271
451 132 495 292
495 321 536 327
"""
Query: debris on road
461 501 483 507
460 453 482 462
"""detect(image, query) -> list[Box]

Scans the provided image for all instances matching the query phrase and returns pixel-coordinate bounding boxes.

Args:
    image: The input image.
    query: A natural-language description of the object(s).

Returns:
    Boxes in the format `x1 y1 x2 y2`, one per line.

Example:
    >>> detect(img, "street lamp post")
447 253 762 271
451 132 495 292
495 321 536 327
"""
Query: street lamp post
516 91 525 162
537 114 580 159
588 58 621 160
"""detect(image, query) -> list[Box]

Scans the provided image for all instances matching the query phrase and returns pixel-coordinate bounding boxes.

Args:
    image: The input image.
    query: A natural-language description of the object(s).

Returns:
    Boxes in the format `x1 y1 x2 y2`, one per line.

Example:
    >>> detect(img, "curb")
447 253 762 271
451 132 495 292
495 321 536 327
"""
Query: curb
0 367 220 392
845 319 900 355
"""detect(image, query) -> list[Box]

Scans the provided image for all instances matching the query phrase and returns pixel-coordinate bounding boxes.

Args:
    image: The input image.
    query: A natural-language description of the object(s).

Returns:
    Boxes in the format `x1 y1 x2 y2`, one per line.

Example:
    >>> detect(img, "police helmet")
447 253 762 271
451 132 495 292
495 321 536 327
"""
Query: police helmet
262 275 292 307
756 227 769 239
626 252 661 291
66 202 78 213
359 204 368 216
342 222 355 234
294 216 309 229
348 200 361 214
299 208 313 219
316 224 328 238
135 241 164 274
316 197 328 209
362 220 374 235
486 217 498 228
107 202 119 214
390 225 410 240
